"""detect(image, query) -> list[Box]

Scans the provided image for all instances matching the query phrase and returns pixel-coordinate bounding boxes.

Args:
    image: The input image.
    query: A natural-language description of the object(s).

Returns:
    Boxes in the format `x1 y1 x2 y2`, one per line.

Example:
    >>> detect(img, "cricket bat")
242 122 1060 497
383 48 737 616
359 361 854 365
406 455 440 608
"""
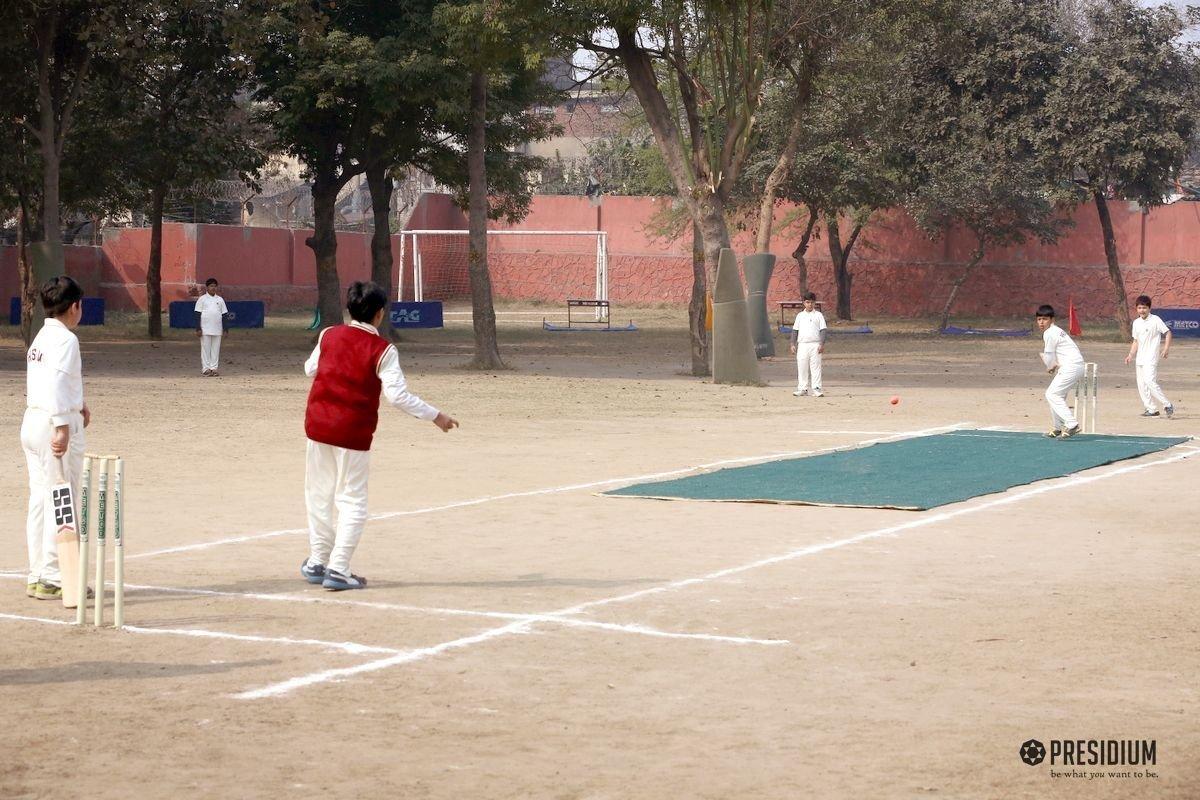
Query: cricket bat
52 457 81 609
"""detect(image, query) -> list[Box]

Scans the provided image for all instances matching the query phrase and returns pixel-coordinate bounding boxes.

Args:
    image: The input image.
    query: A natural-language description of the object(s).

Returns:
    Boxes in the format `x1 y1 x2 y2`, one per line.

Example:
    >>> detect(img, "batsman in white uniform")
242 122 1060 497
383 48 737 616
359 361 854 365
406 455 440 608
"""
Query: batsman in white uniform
790 292 827 397
1036 304 1085 438
1125 295 1174 418
22 276 90 599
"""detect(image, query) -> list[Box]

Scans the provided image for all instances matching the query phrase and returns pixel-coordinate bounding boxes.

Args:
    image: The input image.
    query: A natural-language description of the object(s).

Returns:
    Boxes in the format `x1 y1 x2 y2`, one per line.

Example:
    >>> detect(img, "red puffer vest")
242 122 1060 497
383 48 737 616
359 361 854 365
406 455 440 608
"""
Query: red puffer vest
304 325 391 451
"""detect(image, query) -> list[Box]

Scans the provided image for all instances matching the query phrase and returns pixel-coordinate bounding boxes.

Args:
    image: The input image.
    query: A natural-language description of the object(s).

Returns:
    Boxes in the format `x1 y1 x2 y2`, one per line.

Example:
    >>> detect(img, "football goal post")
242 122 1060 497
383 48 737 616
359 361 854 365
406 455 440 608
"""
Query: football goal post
399 230 609 316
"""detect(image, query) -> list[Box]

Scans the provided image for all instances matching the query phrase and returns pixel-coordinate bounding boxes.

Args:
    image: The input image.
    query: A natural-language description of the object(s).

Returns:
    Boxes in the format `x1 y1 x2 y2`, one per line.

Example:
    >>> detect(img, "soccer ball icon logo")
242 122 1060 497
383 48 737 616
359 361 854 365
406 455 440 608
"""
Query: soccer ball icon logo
1020 739 1046 766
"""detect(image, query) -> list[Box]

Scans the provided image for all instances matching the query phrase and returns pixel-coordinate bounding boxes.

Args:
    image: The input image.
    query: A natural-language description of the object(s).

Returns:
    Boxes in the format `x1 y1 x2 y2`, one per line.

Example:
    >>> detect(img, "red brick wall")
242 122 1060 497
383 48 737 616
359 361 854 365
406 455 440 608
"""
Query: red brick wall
4 193 1199 318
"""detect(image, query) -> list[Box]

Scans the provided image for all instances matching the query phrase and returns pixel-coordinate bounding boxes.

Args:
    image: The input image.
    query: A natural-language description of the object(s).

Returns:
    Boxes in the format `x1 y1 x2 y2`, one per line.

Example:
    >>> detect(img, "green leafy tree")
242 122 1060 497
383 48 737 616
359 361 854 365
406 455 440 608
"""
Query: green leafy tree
2 0 123 329
108 0 264 338
558 0 775 377
251 1 411 329
1048 0 1197 338
432 0 559 368
900 0 1074 330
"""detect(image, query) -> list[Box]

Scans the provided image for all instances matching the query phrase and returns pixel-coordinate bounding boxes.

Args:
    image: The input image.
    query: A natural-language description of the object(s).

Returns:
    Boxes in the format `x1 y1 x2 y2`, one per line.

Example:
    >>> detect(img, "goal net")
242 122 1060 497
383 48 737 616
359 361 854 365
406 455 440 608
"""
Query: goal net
399 230 609 312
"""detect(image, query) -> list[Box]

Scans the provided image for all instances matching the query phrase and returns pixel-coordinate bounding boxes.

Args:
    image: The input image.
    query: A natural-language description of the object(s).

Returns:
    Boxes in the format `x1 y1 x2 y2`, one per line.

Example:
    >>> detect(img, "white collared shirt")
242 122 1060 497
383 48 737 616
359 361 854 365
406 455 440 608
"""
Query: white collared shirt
304 321 439 421
1042 323 1084 369
26 318 84 426
792 309 827 343
1131 314 1169 366
195 293 228 336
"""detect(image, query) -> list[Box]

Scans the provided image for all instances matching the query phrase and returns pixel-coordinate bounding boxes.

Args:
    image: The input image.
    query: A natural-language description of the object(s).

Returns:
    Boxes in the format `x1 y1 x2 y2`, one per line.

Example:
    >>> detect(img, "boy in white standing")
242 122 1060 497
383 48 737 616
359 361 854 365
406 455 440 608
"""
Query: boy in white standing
301 281 458 590
22 276 91 600
1036 304 1085 438
194 277 230 376
790 292 827 397
1124 294 1174 418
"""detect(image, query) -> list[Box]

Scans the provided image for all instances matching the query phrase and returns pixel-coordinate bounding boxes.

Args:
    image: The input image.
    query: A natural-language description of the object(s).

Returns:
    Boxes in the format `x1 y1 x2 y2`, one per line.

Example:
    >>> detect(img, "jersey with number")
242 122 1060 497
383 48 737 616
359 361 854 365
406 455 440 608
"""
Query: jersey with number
1131 314 1169 366
26 318 84 425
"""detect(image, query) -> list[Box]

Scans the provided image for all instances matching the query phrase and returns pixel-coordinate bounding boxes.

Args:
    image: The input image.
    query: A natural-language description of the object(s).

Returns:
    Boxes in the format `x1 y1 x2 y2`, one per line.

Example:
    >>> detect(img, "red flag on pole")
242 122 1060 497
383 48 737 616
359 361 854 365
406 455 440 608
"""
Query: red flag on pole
1068 297 1082 336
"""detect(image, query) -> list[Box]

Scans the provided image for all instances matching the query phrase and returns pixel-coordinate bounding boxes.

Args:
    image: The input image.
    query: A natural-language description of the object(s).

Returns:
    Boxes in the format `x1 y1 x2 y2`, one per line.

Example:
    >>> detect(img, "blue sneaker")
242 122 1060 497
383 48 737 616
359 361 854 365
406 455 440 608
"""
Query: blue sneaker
322 569 367 591
300 559 326 585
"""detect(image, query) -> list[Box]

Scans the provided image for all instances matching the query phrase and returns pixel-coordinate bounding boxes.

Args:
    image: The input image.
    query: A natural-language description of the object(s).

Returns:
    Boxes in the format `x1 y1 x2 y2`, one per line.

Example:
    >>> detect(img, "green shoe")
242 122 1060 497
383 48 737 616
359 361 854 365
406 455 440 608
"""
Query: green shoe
26 582 37 598
33 581 62 600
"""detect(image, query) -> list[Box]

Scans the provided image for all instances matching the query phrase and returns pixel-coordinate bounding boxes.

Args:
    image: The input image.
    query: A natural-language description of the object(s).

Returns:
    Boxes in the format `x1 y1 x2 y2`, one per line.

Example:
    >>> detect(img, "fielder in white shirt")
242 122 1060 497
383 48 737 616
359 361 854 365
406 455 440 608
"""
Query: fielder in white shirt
1124 295 1174 418
194 277 230 376
22 276 91 600
1036 304 1085 438
789 292 827 397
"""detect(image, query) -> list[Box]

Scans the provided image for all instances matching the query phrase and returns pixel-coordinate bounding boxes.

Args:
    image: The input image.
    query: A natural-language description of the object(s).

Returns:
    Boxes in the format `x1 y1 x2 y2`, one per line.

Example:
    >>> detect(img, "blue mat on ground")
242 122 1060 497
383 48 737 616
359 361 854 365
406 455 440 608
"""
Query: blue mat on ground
11 297 105 325
169 300 265 328
940 325 1030 337
604 430 1190 510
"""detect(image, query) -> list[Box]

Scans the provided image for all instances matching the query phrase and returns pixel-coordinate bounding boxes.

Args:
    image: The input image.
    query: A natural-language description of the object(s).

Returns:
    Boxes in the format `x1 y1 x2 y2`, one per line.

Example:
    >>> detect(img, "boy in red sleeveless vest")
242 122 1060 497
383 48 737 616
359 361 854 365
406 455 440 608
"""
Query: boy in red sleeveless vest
302 282 458 590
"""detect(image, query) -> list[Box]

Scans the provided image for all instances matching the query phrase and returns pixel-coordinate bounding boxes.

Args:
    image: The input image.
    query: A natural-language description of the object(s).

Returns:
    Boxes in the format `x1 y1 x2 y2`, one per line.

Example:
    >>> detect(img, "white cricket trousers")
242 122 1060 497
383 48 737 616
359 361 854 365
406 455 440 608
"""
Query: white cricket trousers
201 334 222 372
20 409 85 586
1045 363 1083 431
1136 362 1171 412
795 343 823 392
305 439 370 575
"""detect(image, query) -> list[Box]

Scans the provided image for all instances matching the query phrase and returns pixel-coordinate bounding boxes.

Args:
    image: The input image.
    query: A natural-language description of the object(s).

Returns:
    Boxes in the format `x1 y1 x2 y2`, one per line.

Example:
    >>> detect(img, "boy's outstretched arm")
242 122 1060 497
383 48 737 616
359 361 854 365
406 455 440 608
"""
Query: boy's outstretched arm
378 345 458 431
1162 328 1172 359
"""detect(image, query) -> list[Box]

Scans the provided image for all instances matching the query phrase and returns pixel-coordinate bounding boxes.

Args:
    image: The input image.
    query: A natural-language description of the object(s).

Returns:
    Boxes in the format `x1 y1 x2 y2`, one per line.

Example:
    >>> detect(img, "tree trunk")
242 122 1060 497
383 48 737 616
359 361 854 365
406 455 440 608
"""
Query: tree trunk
791 209 819 297
688 222 709 376
465 69 504 370
146 184 167 338
307 172 344 330
755 104 809 253
29 125 62 335
827 217 858 321
366 163 396 341
1093 190 1132 340
18 204 34 346
938 242 986 331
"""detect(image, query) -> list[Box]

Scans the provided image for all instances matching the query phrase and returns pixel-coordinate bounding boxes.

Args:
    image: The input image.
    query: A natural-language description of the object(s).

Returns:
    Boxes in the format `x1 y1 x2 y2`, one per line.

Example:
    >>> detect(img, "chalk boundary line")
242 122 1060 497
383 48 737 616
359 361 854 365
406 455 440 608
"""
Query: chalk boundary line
233 435 1198 700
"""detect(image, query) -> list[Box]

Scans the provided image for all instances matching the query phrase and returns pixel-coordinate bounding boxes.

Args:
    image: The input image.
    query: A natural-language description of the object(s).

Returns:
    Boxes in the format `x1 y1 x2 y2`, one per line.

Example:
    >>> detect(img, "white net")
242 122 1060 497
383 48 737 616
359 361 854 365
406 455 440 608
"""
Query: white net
400 230 608 309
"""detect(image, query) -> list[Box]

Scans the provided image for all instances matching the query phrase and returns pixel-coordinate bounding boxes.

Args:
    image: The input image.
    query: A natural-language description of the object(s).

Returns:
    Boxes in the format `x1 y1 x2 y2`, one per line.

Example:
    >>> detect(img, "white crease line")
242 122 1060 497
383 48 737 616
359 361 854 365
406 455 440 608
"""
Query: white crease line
0 611 401 656
235 443 1197 699
233 621 533 700
133 422 972 560
116 582 788 646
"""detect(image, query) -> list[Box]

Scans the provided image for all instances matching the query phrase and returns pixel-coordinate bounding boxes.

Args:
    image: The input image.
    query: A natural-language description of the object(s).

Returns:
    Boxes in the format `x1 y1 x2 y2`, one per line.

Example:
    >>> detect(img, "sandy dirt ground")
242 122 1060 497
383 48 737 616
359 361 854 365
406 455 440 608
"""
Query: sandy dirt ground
1 308 1197 799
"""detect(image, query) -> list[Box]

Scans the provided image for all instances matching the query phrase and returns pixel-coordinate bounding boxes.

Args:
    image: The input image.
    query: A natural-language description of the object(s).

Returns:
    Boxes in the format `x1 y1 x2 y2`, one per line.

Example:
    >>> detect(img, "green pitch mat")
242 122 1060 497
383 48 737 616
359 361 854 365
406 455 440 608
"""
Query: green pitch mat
603 430 1191 510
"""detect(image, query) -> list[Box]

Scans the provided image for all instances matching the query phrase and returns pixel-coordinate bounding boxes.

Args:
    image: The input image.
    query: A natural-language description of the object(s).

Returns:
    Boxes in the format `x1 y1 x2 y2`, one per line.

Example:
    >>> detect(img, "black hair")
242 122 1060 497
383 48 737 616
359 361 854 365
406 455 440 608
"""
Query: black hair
1036 304 1055 318
40 276 83 318
1135 295 1152 308
346 281 388 323
802 291 817 302
205 277 219 287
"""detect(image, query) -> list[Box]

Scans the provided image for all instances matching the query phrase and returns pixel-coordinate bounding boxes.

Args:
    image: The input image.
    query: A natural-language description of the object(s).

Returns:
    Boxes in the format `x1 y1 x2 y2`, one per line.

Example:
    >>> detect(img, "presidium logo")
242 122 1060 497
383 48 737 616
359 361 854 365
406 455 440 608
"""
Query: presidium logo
1018 738 1160 780
1020 740 1046 766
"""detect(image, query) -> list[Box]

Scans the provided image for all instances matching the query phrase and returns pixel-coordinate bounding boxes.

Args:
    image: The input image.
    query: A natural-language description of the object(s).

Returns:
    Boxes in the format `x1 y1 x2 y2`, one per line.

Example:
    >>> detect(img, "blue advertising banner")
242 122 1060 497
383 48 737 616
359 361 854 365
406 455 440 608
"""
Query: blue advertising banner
1156 308 1200 337
390 301 443 329
169 300 266 329
10 297 104 325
